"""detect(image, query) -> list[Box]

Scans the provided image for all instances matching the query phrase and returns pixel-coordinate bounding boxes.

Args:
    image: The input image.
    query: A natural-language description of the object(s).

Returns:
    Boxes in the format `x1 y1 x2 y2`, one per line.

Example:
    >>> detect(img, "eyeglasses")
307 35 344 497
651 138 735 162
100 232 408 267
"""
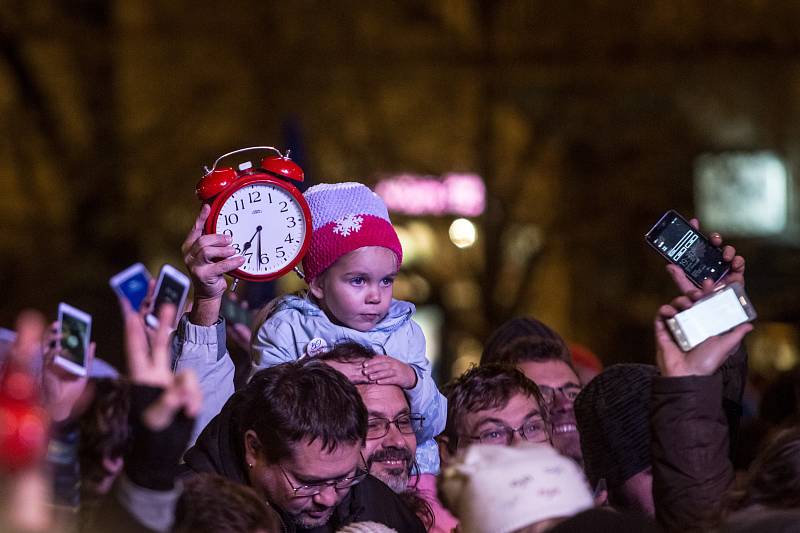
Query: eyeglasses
366 414 424 439
279 455 368 498
467 418 549 446
538 384 582 406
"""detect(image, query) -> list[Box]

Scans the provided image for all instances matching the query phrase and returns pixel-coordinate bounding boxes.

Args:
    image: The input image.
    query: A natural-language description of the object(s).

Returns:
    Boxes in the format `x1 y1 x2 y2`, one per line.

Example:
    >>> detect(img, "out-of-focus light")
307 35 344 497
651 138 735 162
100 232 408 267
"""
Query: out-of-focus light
450 336 483 378
375 173 486 217
695 151 787 236
449 218 476 248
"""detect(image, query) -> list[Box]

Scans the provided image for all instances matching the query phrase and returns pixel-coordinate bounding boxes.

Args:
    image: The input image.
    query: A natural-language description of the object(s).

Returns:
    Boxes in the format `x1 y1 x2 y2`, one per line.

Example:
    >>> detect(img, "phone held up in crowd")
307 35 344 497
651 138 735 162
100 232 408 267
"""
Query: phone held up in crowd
645 210 730 287
145 264 190 329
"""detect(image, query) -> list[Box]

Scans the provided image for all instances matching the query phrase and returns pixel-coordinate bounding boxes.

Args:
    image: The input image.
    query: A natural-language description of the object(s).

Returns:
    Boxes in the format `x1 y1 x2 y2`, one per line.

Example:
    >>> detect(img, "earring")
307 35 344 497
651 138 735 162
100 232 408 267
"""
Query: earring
248 463 253 469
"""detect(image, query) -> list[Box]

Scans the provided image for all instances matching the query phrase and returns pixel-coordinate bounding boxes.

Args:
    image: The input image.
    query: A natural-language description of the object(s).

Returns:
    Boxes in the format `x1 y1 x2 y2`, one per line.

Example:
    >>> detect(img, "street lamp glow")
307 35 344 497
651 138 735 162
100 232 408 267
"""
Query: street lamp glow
449 218 476 248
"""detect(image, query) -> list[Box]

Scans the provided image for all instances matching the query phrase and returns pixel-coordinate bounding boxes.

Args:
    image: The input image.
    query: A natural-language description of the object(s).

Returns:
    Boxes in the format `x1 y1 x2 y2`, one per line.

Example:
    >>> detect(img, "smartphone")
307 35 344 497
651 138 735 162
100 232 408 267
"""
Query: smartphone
666 282 756 351
145 264 190 329
109 262 151 311
645 210 730 287
56 303 92 376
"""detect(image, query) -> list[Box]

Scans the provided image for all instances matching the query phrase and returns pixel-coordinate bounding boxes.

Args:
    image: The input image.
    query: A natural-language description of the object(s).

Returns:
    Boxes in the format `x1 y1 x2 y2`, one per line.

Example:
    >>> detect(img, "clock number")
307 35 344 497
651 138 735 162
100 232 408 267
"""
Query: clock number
275 246 286 259
286 216 297 228
223 213 239 226
222 229 233 237
248 191 261 203
279 201 289 213
260 254 269 265
234 199 245 211
244 252 253 264
233 243 241 254
284 234 295 244
267 193 273 204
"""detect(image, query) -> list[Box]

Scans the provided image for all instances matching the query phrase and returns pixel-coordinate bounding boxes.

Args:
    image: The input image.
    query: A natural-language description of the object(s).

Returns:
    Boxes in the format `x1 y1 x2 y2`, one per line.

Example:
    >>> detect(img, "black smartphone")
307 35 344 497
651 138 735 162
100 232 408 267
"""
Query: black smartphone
645 210 730 287
145 265 190 328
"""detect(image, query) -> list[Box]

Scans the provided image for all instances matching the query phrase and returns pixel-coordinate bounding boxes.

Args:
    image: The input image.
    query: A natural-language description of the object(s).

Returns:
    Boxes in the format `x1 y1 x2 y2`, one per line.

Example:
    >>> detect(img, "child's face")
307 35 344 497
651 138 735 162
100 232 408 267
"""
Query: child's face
310 246 398 332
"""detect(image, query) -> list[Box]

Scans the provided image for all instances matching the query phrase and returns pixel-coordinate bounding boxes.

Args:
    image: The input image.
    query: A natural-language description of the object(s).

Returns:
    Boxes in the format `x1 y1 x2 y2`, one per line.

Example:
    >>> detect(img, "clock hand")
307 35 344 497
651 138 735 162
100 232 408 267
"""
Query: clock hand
256 228 262 271
241 225 263 255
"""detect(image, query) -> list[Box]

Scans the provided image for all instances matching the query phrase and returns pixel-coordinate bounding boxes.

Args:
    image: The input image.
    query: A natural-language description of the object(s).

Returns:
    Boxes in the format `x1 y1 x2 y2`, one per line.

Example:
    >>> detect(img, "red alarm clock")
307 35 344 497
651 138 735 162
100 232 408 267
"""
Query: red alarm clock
196 147 312 282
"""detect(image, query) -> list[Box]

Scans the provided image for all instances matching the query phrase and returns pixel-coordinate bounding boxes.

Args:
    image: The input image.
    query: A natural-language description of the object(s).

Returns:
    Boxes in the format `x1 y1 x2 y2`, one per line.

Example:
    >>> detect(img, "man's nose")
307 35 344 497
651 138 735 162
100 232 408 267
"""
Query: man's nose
313 484 338 507
384 422 407 448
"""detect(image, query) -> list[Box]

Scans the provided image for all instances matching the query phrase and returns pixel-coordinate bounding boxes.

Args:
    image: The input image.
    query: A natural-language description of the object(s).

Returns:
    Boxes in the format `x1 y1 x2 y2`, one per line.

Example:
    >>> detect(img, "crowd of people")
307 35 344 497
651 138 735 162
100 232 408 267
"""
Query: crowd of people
1 181 798 533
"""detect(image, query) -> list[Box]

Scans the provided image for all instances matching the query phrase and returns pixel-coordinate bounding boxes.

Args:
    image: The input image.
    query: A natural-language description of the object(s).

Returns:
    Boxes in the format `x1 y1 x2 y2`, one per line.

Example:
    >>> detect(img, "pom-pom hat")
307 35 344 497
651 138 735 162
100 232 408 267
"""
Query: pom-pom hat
302 182 403 282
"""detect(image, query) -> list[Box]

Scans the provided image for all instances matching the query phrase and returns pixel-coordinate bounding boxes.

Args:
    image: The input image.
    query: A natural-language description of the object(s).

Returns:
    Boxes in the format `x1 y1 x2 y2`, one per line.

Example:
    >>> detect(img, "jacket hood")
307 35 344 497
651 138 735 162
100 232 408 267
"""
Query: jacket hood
268 294 415 334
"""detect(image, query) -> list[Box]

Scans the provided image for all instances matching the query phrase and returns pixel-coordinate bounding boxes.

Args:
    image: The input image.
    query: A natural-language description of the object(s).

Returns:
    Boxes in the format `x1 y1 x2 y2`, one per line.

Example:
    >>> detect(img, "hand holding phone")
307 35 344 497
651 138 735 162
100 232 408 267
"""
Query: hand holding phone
655 284 755 377
54 303 92 377
146 265 190 329
110 263 151 312
645 210 730 288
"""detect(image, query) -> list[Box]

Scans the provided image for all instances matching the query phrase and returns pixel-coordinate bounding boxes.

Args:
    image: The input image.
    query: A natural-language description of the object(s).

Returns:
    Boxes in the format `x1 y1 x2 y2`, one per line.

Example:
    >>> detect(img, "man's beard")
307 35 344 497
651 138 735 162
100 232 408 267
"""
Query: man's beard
367 446 413 494
291 505 336 529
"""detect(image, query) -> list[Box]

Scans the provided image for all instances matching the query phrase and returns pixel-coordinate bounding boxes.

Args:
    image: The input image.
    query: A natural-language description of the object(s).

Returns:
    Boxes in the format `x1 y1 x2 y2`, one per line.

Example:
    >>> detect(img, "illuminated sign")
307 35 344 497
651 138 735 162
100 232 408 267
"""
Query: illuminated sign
375 173 486 217
695 151 787 237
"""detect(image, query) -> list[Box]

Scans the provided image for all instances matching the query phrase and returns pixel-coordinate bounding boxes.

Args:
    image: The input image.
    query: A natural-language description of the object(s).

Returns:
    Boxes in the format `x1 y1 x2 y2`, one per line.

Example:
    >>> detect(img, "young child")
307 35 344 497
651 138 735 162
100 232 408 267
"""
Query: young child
252 182 446 476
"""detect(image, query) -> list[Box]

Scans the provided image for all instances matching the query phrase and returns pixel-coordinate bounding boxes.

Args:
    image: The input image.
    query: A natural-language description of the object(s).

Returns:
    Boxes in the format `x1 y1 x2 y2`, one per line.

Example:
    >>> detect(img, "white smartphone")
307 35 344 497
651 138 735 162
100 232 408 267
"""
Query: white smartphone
666 282 757 351
146 264 190 328
109 262 151 311
56 303 92 376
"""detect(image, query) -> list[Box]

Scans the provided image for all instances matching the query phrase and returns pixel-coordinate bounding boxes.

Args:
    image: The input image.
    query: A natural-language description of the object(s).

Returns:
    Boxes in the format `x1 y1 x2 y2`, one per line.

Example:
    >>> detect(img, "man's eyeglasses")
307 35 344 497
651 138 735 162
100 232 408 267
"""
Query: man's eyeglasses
366 414 424 440
538 384 582 406
279 456 368 498
467 418 549 446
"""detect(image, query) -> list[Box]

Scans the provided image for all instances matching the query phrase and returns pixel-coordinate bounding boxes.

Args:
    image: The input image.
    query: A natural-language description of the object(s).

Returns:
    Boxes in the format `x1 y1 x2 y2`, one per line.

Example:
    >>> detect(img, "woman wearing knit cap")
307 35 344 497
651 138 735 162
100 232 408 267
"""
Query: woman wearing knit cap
251 182 446 478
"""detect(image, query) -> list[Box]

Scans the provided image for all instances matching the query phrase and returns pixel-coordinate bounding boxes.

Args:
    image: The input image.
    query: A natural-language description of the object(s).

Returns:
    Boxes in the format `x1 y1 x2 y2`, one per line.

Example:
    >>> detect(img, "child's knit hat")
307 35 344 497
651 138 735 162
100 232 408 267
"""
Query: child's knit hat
302 182 402 282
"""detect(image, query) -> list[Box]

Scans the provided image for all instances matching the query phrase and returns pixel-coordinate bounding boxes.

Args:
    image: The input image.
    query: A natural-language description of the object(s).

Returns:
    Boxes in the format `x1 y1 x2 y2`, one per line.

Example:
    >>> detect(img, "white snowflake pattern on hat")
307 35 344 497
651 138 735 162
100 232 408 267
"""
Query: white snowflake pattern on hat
333 214 364 237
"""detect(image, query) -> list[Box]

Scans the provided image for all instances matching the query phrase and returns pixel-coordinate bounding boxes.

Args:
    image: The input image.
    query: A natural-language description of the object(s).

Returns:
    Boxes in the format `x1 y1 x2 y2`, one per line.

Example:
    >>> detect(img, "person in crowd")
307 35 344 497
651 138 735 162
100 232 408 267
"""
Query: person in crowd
573 364 659 516
439 363 550 464
439 444 595 533
480 317 583 465
715 427 800 532
174 186 446 479
315 342 454 532
172 473 283 533
250 182 444 476
83 301 202 533
78 377 131 504
183 357 425 532
648 226 752 532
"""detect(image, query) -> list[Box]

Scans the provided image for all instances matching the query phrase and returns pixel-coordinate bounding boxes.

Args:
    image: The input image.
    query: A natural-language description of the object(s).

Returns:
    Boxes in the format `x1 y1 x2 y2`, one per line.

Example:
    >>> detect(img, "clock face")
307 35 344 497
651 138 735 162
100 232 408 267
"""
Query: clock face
212 179 309 280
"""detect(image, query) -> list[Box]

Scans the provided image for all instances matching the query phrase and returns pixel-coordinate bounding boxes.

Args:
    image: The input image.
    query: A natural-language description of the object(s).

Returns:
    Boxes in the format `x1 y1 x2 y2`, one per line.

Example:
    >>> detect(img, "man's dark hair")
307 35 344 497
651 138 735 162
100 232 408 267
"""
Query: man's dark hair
441 363 548 453
172 473 283 533
313 340 377 364
242 360 368 463
79 378 131 490
481 316 571 365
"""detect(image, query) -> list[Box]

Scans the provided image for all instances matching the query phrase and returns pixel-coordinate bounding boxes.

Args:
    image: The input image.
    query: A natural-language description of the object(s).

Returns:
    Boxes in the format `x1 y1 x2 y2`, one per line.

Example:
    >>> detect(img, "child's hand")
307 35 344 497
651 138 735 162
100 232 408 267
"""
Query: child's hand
362 356 418 389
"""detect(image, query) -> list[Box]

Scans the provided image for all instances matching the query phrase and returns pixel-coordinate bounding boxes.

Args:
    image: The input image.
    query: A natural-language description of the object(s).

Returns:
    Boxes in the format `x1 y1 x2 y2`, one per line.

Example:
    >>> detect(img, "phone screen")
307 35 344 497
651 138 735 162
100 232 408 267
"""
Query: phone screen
673 287 749 348
118 271 150 311
646 212 729 285
153 274 187 315
60 313 89 366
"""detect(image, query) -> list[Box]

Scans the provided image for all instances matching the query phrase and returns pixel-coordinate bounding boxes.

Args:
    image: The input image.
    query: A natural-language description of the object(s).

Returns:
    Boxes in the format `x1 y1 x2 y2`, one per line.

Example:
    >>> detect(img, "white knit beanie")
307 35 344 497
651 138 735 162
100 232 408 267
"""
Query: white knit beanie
336 522 398 533
440 444 594 533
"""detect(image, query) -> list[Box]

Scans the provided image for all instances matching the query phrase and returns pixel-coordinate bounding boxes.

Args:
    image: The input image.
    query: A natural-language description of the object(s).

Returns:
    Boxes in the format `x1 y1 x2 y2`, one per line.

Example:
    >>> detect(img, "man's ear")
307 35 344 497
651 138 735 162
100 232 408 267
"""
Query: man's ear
309 274 325 300
244 429 262 466
437 435 454 468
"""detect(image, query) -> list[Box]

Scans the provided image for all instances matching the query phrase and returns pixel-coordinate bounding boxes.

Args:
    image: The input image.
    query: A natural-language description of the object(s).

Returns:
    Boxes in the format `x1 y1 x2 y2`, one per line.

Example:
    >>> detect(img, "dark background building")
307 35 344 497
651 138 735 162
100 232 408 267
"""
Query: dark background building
1 1 798 380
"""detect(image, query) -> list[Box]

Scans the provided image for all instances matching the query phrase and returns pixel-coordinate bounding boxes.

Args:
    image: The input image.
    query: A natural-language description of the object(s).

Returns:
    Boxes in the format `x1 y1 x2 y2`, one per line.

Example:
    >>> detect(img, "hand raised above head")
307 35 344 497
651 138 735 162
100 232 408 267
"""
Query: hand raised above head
182 204 245 302
119 297 202 430
666 217 745 295
654 291 753 378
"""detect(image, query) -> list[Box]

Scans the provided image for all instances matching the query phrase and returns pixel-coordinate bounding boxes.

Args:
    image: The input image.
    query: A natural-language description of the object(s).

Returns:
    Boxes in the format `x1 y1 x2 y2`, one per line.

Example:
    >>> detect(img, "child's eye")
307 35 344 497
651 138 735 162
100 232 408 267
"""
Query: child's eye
349 276 365 286
380 277 395 287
